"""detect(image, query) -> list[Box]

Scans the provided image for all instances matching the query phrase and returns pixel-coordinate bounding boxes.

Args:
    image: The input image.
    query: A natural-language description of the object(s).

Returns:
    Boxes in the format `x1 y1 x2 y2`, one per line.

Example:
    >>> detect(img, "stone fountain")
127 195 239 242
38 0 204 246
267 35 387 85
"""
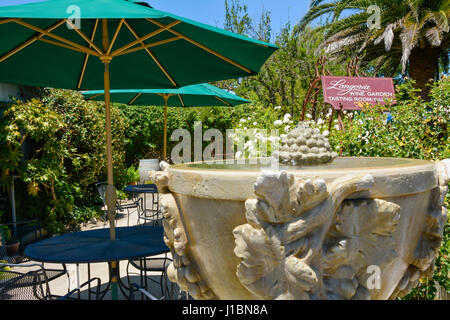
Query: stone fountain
150 125 449 300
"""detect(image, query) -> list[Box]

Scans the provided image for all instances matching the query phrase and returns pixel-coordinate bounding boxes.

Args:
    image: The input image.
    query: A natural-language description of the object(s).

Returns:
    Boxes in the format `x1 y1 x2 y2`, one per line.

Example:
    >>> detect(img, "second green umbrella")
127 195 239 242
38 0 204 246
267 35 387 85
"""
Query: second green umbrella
81 83 250 160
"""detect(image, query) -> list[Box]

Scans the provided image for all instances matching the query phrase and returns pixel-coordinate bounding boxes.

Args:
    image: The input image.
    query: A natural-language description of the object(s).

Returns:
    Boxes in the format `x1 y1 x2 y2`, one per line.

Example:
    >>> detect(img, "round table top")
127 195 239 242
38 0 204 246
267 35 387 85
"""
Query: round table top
24 225 169 264
124 184 158 193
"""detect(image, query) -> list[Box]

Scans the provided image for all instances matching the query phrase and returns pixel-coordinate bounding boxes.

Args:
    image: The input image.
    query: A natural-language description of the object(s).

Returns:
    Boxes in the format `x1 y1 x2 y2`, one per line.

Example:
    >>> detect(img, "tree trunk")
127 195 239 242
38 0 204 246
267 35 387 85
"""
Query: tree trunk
408 46 440 100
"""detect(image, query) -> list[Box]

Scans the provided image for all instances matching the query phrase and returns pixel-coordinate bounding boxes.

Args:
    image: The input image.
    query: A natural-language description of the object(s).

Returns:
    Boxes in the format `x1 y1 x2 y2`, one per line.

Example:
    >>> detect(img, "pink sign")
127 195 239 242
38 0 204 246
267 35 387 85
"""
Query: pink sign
321 76 396 110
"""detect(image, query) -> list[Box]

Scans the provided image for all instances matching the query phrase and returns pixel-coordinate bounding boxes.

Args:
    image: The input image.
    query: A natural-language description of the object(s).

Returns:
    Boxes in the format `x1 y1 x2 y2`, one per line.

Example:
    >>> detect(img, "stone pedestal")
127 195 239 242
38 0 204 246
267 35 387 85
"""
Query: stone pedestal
151 157 449 300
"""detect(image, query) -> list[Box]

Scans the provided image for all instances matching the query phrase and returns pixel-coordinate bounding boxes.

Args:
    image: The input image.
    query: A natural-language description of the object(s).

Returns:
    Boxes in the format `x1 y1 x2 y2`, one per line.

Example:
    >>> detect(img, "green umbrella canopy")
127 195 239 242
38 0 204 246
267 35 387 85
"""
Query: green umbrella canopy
0 0 278 90
80 83 250 106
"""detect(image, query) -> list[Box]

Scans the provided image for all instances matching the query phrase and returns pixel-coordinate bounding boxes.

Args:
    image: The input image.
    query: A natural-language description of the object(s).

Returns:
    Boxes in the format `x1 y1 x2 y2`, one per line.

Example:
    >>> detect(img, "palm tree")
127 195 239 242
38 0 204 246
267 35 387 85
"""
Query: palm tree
298 0 449 99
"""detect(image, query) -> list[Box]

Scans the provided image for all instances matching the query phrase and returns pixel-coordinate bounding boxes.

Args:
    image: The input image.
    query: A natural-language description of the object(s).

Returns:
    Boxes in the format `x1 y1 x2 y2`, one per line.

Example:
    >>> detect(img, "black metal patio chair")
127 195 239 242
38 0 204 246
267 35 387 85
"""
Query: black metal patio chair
58 277 102 300
96 182 142 226
129 282 159 300
126 253 176 299
0 263 53 300
0 262 101 300
136 187 162 226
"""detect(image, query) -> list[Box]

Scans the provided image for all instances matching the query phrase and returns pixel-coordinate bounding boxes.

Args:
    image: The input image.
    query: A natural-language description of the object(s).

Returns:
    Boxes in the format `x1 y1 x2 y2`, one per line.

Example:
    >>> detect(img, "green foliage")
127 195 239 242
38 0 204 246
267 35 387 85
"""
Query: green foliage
327 77 449 160
224 0 254 37
0 224 11 242
0 97 66 192
0 89 125 234
41 89 128 190
124 165 140 184
119 103 245 164
118 104 164 163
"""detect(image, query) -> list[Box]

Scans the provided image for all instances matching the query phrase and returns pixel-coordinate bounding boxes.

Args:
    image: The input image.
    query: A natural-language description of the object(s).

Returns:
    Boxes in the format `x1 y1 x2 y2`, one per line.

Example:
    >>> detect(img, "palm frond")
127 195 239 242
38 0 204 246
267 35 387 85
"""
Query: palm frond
374 23 396 51
310 0 326 7
300 0 449 79
406 0 426 19
333 0 356 21
424 10 449 33
424 27 443 47
324 32 364 55
399 17 421 73
298 1 345 30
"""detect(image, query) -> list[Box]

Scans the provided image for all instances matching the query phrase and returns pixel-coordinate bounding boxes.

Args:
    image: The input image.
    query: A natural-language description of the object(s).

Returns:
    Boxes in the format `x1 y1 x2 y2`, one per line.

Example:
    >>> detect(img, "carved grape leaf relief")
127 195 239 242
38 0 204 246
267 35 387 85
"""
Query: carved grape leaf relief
151 161 217 300
322 199 401 299
389 159 449 299
233 170 402 300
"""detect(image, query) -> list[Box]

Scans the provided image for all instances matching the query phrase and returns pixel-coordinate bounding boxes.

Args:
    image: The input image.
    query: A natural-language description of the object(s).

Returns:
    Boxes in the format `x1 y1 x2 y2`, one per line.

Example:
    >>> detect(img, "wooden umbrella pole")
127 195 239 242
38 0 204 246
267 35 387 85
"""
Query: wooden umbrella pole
163 95 169 161
104 61 116 241
102 18 118 301
102 19 116 242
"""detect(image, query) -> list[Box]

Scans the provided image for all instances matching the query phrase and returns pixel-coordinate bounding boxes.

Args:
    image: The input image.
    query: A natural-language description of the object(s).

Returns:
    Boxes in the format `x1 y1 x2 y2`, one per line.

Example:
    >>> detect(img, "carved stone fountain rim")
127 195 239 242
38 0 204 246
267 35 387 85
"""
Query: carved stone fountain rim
167 158 438 201
169 156 433 171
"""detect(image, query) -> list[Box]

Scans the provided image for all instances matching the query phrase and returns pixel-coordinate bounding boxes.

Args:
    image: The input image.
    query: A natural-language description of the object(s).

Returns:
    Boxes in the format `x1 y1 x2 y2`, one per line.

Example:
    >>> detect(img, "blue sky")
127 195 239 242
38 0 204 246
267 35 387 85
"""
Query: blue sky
3 0 313 34
148 0 312 32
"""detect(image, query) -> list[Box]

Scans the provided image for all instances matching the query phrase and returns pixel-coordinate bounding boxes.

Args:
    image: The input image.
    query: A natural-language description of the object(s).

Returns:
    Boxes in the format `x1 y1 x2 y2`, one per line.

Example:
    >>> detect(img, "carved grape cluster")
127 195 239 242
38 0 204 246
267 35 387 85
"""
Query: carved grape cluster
276 124 337 165
162 196 216 300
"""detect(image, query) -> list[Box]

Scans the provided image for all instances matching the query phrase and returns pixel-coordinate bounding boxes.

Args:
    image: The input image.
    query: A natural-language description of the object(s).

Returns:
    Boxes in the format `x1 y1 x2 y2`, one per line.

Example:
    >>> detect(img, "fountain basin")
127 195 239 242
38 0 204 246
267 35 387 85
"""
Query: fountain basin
154 157 449 300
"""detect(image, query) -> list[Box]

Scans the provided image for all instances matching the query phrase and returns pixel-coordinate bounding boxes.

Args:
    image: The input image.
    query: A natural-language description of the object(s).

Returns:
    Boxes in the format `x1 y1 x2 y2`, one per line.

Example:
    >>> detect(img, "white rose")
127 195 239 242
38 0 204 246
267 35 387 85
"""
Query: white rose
274 120 283 126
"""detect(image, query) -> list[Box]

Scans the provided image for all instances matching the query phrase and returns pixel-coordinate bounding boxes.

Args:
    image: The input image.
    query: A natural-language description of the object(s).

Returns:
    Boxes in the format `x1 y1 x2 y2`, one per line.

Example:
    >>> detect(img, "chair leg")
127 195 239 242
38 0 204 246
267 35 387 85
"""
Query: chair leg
159 271 165 298
102 211 107 227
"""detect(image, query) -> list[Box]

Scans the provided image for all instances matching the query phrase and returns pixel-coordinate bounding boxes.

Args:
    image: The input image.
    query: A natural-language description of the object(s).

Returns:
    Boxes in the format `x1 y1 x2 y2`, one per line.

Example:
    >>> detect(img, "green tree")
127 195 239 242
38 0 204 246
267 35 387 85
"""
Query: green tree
298 0 450 99
221 6 352 123
0 89 127 233
224 0 253 36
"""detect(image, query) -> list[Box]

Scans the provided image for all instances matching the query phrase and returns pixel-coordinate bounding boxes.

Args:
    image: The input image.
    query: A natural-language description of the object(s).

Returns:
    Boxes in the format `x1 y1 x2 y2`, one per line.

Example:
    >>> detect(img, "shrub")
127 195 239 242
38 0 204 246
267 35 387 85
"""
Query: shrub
0 89 127 233
327 77 449 160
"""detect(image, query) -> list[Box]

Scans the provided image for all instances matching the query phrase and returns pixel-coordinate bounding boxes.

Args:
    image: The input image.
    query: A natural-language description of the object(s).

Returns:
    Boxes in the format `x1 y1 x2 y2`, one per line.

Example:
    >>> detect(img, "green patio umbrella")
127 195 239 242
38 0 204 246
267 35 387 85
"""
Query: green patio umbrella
81 83 250 160
0 0 276 299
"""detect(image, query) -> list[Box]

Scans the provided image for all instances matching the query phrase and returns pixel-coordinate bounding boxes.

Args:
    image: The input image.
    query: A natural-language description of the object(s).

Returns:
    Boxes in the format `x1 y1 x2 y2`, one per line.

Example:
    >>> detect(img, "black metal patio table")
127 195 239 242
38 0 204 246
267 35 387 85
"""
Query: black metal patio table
24 225 169 300
124 184 160 225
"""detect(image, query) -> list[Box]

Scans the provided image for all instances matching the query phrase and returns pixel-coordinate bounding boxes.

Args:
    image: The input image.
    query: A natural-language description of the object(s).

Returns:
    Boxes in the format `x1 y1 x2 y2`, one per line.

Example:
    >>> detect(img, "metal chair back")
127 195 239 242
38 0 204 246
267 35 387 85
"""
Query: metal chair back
0 263 51 300
95 182 108 207
96 182 142 226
